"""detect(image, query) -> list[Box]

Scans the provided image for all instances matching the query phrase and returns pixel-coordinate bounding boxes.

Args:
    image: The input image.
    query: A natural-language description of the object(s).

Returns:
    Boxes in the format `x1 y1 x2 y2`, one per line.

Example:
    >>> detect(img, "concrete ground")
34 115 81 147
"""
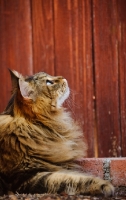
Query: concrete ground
0 191 126 200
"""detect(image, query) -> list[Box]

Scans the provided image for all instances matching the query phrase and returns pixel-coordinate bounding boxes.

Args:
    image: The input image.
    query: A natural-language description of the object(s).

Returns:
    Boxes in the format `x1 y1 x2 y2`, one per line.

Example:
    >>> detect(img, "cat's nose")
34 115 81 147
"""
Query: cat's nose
63 78 67 83
63 78 68 86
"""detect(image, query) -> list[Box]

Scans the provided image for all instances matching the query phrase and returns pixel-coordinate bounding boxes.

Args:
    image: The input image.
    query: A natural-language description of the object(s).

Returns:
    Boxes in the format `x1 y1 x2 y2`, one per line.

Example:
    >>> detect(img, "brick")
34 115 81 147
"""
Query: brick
78 158 126 187
110 158 126 186
77 158 104 179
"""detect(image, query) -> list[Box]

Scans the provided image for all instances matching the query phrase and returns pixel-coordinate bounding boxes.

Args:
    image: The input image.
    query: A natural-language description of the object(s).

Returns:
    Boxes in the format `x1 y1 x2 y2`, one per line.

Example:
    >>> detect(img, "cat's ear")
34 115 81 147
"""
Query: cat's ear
19 78 37 101
9 69 22 91
9 69 37 101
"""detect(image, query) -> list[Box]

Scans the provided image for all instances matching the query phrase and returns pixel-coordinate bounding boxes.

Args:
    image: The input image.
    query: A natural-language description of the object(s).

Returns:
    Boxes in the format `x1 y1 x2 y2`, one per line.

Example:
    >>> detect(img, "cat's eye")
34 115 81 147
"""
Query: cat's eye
46 80 54 86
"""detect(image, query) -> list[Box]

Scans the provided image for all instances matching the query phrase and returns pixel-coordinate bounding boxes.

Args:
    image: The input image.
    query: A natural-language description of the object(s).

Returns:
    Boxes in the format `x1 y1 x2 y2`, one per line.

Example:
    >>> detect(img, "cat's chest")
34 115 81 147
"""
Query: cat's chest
0 117 81 174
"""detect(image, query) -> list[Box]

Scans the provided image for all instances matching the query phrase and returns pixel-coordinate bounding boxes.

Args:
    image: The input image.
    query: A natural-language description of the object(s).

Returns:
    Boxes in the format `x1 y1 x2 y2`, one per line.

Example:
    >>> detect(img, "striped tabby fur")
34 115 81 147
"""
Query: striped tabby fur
0 70 114 196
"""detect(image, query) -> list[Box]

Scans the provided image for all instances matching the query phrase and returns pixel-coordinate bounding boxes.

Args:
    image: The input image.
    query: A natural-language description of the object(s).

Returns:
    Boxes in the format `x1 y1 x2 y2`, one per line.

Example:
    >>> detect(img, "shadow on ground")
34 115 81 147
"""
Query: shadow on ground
0 187 126 200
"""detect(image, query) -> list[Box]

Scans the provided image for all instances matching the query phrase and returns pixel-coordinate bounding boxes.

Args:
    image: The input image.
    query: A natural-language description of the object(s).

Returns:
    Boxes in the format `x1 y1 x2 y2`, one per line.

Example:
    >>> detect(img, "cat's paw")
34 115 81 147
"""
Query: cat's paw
101 181 114 197
83 178 114 197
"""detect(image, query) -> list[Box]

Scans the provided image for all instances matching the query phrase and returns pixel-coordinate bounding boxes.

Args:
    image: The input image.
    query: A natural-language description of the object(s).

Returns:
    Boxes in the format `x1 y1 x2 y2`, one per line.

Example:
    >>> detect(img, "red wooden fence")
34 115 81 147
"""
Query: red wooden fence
0 0 126 158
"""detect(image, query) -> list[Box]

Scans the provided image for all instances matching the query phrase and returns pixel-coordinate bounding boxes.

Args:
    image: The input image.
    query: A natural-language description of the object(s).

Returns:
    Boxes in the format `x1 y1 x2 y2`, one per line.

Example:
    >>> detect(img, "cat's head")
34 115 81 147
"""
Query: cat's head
6 70 70 117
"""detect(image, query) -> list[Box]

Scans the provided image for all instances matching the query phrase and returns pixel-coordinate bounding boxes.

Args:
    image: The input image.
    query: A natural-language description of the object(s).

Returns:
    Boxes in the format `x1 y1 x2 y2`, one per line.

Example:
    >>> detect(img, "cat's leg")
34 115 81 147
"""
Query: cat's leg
18 170 114 197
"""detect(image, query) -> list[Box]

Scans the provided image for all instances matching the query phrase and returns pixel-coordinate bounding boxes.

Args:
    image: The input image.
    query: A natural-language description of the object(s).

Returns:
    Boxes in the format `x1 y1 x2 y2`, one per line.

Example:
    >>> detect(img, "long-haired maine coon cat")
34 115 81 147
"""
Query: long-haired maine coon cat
0 70 114 196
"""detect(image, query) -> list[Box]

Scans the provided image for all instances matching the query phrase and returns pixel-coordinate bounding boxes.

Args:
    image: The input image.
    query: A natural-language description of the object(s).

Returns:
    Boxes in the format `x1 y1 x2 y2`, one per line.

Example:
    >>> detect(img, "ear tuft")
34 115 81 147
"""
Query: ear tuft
9 69 22 91
8 69 23 79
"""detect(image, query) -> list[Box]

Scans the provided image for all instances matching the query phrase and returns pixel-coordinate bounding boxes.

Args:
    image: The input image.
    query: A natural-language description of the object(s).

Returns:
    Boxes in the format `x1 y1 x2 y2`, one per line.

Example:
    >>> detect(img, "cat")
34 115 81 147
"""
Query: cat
0 70 114 197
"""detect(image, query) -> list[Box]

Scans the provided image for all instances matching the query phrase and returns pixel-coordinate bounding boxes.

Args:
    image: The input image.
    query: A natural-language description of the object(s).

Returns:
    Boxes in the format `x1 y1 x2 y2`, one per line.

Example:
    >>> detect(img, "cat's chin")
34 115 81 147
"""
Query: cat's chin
57 87 70 108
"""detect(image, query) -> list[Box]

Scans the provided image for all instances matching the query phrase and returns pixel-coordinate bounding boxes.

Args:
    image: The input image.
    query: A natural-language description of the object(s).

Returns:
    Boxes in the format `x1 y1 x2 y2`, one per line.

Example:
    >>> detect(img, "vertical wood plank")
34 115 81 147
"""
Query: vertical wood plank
117 0 126 156
0 0 33 112
31 0 54 75
1 0 125 158
93 0 121 157
54 0 95 157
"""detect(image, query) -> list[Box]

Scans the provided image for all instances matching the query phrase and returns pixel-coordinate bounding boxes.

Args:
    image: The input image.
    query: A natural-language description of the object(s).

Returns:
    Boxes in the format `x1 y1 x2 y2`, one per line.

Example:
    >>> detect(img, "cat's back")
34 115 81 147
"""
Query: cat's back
0 114 32 173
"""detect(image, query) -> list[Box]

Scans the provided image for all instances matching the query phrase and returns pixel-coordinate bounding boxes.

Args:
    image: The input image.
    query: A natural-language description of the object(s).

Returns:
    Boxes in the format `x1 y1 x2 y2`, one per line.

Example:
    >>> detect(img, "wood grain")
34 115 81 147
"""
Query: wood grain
0 0 33 112
1 0 126 157
31 0 54 75
117 0 126 156
54 0 95 157
93 0 121 157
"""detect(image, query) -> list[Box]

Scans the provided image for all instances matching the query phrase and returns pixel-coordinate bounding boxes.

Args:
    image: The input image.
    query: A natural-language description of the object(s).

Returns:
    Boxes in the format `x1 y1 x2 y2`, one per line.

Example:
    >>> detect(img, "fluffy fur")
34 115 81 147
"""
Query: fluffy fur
0 70 114 196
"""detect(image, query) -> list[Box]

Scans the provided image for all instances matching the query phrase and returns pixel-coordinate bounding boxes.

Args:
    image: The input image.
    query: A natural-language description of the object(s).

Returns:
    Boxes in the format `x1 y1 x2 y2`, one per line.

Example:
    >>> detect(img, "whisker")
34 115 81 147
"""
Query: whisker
69 88 79 95
65 99 77 120
68 89 81 109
